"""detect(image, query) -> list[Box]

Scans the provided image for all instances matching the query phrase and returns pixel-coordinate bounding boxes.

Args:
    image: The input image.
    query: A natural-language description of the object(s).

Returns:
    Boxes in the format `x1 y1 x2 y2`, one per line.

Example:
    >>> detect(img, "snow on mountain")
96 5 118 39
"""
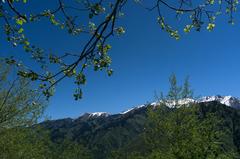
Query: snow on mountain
86 95 240 118
89 112 109 117
122 95 240 114
198 95 240 109
150 95 240 109
151 98 196 108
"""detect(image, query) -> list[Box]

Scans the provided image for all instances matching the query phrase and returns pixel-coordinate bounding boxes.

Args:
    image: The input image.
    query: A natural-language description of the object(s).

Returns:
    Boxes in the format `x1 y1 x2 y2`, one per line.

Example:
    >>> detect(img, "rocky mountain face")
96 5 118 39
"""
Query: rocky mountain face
40 95 240 159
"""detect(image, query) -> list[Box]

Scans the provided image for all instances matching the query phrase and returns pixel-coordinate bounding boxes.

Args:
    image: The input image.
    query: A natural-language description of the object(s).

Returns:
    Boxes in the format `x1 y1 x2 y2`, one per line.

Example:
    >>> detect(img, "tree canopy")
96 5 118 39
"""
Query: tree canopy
0 59 92 158
0 60 46 128
1 0 238 100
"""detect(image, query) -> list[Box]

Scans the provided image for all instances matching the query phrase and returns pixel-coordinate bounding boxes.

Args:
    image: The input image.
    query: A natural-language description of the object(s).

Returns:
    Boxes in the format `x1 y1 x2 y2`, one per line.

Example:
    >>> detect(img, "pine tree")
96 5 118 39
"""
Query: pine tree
167 74 182 105
181 76 193 99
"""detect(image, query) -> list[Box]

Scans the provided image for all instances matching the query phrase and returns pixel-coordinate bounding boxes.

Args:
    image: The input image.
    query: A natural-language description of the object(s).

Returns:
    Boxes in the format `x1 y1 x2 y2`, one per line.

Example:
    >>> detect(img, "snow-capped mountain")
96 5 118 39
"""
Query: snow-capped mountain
81 96 240 118
89 112 109 117
198 95 240 109
120 95 240 115
78 112 110 119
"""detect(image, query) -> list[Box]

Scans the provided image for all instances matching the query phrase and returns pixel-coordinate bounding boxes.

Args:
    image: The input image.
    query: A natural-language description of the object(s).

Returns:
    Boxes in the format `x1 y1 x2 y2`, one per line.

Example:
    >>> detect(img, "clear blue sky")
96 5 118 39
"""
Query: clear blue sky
1 1 240 119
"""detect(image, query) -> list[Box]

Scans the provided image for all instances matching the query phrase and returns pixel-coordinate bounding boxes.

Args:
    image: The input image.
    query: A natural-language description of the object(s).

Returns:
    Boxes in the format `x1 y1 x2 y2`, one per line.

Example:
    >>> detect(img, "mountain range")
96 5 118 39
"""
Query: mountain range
80 95 240 118
40 95 240 158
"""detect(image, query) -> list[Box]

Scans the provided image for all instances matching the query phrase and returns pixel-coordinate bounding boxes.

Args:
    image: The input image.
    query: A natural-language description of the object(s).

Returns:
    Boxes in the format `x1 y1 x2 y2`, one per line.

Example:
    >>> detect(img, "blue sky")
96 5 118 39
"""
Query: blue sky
1 1 240 119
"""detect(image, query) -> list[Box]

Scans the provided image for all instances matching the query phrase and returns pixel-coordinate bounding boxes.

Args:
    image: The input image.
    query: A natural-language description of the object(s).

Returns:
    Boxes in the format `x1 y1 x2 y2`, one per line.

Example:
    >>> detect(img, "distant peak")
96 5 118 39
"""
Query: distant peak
198 95 240 108
89 112 109 117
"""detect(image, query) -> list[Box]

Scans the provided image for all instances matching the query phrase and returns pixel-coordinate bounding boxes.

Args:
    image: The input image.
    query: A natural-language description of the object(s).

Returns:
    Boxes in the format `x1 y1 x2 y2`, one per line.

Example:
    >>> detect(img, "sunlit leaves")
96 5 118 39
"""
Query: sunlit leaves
93 57 111 71
16 18 26 26
63 68 76 77
49 15 60 26
183 25 193 33
97 44 112 55
152 0 239 38
157 17 180 40
89 3 105 18
17 70 39 81
107 69 113 76
49 54 61 64
208 0 215 5
89 22 97 31
207 23 215 31
115 26 125 35
3 0 240 101
75 73 86 85
43 88 55 99
17 27 24 33
0 0 122 100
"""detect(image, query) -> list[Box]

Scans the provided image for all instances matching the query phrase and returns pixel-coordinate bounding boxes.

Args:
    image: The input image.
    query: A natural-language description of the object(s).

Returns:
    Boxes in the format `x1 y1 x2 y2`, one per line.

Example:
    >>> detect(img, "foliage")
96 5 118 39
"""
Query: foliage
1 0 239 99
108 75 240 159
0 60 92 158
155 74 194 107
106 102 240 159
0 128 52 159
181 76 193 98
142 75 239 158
0 126 93 159
143 105 239 159
51 139 93 159
0 60 46 128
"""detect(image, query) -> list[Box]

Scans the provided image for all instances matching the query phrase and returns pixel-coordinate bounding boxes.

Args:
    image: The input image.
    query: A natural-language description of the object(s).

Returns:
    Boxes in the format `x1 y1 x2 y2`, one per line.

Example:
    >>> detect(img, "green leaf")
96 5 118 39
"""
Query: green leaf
18 28 24 33
107 69 113 76
183 25 193 33
115 27 125 35
16 18 26 25
75 73 86 85
207 23 215 31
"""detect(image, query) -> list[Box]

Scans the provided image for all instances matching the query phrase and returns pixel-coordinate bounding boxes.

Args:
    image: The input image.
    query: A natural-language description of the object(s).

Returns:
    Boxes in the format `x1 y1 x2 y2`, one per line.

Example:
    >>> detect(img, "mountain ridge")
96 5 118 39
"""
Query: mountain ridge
39 100 240 159
73 95 240 120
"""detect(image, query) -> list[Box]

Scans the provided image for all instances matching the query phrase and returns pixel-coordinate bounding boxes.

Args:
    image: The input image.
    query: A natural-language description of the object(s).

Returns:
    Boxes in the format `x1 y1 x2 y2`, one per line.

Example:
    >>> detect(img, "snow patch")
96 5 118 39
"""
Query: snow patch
89 112 109 117
198 95 240 109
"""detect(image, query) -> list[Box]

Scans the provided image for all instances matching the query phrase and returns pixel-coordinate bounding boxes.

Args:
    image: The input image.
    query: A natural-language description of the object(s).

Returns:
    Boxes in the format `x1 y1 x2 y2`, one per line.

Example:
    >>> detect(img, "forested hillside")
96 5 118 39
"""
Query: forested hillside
40 101 240 159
